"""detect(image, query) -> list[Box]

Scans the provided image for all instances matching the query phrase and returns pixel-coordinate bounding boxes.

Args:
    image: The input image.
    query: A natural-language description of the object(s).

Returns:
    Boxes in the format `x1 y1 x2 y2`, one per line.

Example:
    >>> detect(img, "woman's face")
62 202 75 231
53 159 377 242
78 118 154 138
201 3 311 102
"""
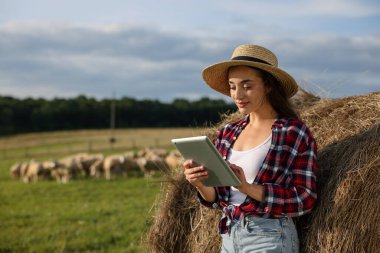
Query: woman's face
228 66 271 114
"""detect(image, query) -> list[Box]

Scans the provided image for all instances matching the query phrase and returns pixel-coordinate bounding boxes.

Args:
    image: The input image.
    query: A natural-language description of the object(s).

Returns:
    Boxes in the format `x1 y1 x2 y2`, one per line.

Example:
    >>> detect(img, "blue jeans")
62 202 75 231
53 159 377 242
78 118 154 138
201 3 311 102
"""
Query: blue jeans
220 216 299 253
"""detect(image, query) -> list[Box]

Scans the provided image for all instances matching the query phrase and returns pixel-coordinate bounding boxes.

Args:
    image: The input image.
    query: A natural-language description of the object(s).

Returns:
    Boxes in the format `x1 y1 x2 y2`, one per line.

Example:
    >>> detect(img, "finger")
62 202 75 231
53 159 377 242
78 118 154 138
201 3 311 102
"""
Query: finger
229 163 239 169
184 166 204 177
189 172 208 180
183 159 193 169
189 166 206 176
231 167 243 177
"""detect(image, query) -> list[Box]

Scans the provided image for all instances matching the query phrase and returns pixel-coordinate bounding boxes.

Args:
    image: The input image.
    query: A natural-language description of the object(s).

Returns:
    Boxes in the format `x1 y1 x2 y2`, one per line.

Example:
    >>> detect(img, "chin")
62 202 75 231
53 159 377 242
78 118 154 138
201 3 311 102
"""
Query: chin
238 108 252 114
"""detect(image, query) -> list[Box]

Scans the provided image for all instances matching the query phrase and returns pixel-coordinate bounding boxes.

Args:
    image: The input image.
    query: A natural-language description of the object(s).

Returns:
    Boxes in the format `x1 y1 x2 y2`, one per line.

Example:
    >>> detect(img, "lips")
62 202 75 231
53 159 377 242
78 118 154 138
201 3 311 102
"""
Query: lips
236 102 249 108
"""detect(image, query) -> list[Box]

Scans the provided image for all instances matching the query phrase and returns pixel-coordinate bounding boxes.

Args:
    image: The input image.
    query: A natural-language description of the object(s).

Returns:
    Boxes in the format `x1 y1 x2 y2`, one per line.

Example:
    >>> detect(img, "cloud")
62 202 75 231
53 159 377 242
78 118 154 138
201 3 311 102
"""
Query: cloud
0 22 379 101
219 0 380 18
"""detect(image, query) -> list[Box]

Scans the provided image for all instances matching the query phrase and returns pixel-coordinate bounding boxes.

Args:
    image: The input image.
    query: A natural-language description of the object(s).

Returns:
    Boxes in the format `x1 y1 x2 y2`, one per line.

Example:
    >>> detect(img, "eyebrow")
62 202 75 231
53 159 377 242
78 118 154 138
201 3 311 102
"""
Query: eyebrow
228 79 254 85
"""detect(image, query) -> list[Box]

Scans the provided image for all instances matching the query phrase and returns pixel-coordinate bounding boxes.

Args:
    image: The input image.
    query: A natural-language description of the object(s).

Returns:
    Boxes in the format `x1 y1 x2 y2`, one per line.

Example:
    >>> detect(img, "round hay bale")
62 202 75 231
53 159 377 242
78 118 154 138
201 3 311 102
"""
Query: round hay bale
301 91 380 149
145 91 380 253
297 124 380 253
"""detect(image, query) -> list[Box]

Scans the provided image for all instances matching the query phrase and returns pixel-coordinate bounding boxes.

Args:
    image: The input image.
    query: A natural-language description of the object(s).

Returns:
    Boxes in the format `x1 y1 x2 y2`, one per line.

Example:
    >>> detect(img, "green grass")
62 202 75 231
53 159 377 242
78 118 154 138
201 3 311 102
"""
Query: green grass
0 128 200 252
0 159 163 253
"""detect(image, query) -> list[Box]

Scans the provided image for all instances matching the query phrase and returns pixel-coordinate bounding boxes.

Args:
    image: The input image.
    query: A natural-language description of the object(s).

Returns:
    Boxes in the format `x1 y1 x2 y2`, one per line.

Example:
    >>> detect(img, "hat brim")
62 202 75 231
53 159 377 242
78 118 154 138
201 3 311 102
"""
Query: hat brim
202 60 298 98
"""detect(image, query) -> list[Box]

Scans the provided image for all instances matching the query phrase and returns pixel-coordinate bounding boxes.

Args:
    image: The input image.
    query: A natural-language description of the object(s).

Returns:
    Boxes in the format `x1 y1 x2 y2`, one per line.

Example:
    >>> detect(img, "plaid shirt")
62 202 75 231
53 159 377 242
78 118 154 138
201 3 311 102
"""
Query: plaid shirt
198 115 317 234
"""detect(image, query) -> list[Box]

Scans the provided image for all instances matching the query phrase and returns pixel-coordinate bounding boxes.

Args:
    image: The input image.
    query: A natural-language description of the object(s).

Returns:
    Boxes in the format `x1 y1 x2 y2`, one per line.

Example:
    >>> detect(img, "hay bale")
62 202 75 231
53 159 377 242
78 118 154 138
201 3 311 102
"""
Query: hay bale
145 174 196 253
301 91 380 148
297 124 380 253
291 87 321 110
145 91 380 253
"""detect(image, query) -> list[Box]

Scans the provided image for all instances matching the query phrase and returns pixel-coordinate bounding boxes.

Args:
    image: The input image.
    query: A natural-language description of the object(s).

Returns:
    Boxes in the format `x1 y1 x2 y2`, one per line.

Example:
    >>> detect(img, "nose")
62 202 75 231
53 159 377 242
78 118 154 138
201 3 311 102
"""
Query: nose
233 86 245 100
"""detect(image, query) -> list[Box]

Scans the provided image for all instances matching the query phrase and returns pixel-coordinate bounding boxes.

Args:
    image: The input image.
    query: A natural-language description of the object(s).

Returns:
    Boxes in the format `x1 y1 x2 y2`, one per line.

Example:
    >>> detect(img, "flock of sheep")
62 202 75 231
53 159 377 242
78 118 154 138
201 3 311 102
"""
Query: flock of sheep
9 148 183 183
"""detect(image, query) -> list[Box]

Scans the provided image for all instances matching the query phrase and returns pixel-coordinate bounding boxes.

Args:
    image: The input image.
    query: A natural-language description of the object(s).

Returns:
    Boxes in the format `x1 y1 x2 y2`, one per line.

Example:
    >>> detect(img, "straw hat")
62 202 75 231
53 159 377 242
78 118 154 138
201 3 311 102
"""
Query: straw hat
202 45 298 98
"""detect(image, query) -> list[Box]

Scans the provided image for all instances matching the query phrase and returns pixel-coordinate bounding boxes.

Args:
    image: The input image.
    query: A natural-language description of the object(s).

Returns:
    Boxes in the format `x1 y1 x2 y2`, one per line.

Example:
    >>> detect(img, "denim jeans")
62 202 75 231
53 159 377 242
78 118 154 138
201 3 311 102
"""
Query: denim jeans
220 216 299 253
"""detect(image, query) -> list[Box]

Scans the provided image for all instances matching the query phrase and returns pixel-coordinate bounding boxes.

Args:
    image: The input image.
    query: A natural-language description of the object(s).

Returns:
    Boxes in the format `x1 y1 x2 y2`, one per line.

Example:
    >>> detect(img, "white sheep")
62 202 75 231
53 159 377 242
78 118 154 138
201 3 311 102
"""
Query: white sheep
9 162 22 179
90 158 104 178
103 154 141 180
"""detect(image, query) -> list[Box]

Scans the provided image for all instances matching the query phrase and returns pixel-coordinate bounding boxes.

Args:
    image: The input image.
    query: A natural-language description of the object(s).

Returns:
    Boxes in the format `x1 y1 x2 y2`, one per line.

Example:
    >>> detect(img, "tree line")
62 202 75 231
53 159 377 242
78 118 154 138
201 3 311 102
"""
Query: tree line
0 95 236 135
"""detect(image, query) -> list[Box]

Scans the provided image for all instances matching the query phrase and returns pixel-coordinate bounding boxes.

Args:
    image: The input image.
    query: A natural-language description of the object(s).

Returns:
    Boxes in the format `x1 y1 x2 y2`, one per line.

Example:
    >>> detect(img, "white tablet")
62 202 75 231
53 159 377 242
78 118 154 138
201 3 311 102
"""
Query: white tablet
171 136 241 187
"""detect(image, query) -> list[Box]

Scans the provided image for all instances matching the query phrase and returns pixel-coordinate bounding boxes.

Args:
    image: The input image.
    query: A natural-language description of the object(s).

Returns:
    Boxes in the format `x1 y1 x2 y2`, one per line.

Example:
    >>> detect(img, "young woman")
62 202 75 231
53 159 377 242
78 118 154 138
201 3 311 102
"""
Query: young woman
183 45 317 252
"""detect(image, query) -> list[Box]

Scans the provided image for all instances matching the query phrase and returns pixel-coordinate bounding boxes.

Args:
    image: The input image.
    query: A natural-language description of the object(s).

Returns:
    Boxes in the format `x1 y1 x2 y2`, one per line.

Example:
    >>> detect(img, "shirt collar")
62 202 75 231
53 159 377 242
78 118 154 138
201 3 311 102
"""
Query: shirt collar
239 114 285 129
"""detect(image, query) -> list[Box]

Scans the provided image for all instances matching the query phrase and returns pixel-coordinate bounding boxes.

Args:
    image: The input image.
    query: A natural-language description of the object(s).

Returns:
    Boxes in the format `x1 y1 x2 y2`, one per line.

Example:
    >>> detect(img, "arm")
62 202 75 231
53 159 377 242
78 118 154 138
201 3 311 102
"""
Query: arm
183 159 217 203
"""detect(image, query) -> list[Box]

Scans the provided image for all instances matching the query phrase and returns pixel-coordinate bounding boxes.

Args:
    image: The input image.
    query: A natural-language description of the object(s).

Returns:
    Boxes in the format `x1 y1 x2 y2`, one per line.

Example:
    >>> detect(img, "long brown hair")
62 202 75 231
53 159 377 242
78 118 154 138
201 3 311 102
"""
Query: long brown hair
251 67 300 120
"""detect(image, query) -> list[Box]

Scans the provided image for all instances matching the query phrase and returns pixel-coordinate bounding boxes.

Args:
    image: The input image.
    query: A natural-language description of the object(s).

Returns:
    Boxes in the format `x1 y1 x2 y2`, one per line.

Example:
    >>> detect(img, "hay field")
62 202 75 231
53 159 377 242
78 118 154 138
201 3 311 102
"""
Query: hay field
0 127 201 253
146 91 380 253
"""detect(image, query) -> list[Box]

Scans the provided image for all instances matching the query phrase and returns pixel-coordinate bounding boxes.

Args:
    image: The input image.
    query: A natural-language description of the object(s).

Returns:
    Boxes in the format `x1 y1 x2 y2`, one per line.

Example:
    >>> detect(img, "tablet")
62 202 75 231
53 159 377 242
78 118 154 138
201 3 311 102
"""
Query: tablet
171 136 241 187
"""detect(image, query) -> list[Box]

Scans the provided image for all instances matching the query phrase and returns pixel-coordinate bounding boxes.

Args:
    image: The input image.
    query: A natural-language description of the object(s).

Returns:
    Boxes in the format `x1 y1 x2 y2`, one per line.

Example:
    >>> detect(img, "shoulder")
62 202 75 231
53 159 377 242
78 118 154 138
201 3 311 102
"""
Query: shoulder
274 117 316 149
274 117 311 135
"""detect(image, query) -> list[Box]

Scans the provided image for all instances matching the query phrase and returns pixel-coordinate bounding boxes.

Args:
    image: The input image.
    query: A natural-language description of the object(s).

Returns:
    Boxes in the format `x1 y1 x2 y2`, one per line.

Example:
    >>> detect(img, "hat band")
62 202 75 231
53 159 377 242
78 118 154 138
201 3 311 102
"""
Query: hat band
231 56 271 65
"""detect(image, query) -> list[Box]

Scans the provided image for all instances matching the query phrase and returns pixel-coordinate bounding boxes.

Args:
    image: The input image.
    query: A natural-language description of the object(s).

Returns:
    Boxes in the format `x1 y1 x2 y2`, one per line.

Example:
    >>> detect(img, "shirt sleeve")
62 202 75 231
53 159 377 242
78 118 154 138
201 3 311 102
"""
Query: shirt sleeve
259 123 318 217
196 190 219 209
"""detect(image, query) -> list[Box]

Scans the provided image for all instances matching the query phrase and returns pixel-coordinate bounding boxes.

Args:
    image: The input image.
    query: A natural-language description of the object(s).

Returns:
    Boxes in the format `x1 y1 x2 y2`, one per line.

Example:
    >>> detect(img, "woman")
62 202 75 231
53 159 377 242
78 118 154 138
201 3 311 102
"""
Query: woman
183 45 317 252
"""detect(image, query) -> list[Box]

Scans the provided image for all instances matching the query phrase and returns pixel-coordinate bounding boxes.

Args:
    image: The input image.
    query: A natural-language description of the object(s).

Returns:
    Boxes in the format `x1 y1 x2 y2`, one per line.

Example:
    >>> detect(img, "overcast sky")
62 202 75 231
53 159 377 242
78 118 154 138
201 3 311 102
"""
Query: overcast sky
1 0 379 101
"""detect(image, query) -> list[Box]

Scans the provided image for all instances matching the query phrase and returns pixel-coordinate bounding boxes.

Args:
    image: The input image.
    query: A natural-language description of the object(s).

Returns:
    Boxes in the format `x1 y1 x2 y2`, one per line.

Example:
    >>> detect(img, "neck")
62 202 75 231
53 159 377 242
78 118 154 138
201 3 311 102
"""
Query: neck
248 107 278 127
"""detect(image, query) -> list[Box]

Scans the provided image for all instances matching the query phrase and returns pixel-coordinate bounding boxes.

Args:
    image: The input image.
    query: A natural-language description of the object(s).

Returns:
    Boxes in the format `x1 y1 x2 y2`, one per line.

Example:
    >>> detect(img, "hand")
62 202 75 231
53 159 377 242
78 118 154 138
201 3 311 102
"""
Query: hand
183 159 208 188
228 163 250 194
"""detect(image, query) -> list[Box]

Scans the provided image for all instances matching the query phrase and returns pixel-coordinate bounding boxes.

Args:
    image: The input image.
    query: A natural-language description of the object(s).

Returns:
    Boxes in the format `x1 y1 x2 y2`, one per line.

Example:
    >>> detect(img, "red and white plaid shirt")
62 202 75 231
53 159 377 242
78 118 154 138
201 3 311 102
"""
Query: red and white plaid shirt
198 115 317 234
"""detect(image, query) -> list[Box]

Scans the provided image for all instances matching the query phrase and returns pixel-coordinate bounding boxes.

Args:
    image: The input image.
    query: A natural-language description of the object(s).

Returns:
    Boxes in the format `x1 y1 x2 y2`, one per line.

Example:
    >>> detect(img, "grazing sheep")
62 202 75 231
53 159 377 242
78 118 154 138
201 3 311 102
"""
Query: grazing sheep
90 158 104 178
103 154 141 180
19 161 30 181
137 148 168 160
22 160 43 183
9 162 22 179
50 156 82 183
103 155 126 180
76 153 104 176
123 156 141 175
137 153 168 177
50 163 71 183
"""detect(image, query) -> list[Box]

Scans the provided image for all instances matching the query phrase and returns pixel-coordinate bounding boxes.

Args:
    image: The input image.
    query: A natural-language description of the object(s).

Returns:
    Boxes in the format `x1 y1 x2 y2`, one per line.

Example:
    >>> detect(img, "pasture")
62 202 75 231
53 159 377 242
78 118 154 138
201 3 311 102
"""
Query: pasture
0 128 201 252
0 128 202 159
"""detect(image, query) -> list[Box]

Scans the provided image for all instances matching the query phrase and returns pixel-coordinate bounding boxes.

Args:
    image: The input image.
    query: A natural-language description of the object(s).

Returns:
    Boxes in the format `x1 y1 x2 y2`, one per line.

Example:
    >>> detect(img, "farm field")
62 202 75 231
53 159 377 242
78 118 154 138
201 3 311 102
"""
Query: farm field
0 127 205 159
0 128 200 252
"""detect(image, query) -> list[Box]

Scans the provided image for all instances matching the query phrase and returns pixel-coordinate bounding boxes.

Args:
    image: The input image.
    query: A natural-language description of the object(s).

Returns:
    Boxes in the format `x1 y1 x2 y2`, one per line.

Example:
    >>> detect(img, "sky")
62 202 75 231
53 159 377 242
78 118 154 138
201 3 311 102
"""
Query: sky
0 0 379 101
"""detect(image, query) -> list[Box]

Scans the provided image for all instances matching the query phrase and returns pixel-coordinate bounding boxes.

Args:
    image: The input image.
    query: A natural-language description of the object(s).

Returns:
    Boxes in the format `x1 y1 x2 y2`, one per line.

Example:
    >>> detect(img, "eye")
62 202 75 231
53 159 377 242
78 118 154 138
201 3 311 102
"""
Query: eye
229 84 236 90
243 85 251 90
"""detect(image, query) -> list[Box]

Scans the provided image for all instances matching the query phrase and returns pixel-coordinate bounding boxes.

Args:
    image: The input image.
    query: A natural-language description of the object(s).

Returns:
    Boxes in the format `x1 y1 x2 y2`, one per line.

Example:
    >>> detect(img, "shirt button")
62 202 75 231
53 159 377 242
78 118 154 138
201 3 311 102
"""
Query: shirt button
223 156 227 159
233 136 237 140
264 207 269 212
212 203 218 209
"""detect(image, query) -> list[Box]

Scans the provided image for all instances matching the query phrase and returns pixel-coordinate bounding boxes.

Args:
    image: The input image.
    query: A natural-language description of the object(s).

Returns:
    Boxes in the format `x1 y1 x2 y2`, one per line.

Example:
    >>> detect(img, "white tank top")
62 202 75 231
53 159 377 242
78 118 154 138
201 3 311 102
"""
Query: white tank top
228 135 272 206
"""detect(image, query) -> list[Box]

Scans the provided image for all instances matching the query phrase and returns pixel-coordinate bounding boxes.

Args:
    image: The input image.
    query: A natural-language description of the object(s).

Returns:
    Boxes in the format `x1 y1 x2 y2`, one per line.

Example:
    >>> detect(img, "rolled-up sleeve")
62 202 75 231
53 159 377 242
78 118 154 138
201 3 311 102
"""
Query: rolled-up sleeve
196 191 220 209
